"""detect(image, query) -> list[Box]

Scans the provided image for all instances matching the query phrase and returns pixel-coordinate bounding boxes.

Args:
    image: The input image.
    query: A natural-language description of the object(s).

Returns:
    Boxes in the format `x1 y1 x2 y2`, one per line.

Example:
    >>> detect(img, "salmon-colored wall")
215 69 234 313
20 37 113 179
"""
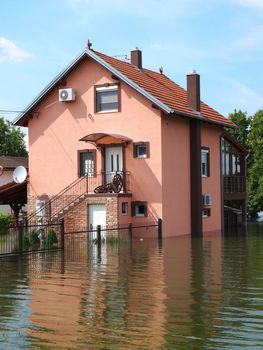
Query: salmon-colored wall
201 124 222 232
28 58 162 221
27 56 223 235
161 114 191 236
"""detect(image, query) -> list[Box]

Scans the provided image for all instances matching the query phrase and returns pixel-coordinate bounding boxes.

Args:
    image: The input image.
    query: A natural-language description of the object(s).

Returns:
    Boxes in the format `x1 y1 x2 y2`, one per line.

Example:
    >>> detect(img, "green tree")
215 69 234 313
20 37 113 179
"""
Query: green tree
247 109 263 217
0 117 27 156
227 109 250 147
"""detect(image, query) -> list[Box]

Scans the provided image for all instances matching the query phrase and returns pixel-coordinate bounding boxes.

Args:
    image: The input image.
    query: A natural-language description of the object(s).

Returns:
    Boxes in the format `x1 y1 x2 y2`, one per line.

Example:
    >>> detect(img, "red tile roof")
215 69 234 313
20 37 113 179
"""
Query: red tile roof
14 47 235 128
94 50 235 127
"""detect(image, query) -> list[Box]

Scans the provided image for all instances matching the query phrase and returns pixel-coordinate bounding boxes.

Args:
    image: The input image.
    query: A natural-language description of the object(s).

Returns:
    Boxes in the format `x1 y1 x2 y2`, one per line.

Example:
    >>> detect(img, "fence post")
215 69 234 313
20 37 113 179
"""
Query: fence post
158 218 162 240
60 218 65 251
18 222 24 254
97 225 101 245
128 223 132 240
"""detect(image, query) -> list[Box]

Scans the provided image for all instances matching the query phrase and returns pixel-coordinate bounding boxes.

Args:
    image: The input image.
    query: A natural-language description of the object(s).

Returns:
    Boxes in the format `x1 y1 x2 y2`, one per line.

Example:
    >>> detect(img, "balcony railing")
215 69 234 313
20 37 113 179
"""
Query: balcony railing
223 175 246 194
87 171 131 194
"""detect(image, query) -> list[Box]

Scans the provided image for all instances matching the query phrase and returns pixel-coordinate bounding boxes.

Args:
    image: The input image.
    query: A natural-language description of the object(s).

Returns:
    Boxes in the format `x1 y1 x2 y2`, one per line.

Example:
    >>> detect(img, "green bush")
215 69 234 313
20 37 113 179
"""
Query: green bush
0 214 13 235
47 230 58 246
24 229 39 247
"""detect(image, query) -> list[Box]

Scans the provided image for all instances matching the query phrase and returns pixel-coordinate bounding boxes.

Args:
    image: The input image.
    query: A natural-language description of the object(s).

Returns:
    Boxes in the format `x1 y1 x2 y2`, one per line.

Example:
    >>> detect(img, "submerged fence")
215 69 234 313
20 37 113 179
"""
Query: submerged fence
0 219 162 258
64 219 162 242
0 222 62 258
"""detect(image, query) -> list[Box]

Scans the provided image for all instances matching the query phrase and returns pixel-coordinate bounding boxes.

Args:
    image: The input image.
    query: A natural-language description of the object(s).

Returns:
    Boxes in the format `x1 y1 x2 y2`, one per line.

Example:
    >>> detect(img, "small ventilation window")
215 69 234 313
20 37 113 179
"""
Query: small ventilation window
133 142 150 158
131 201 147 217
202 208 211 218
121 202 128 215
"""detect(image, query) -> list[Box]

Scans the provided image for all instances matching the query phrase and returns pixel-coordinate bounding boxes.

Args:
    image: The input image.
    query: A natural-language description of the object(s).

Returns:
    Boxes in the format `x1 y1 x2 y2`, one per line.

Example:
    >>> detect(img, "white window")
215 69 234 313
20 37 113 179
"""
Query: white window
121 202 128 215
36 200 45 217
201 148 210 177
79 151 95 177
96 85 119 113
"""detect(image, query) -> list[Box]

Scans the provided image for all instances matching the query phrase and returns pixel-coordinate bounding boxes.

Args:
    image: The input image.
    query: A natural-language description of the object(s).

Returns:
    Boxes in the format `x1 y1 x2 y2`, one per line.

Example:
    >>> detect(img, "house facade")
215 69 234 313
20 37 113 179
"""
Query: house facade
14 44 246 237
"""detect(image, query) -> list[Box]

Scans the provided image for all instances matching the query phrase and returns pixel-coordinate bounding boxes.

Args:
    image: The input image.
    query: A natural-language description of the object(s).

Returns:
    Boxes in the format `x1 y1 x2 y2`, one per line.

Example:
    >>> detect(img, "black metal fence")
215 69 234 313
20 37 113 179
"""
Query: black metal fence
0 221 62 258
0 219 162 258
64 219 162 242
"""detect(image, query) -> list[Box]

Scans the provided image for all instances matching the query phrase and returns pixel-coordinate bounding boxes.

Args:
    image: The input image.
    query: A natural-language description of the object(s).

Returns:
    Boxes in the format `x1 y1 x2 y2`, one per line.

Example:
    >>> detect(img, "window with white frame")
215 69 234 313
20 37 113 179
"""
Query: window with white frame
201 148 210 177
79 150 95 177
121 202 128 215
36 200 46 217
96 85 119 113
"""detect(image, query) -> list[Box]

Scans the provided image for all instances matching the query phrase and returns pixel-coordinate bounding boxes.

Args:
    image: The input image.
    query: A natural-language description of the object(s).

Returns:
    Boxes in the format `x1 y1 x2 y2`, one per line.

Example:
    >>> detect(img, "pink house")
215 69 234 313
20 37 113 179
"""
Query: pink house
14 44 247 237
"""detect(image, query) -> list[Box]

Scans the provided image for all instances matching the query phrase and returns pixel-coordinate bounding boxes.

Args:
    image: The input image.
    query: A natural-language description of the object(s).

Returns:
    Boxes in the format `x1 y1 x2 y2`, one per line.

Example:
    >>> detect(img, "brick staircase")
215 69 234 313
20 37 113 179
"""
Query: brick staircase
27 171 131 224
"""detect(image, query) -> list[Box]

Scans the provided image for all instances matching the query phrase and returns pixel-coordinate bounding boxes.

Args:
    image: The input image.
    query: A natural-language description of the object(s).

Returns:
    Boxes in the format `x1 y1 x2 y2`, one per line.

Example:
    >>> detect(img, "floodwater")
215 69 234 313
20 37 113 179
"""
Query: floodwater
0 223 263 350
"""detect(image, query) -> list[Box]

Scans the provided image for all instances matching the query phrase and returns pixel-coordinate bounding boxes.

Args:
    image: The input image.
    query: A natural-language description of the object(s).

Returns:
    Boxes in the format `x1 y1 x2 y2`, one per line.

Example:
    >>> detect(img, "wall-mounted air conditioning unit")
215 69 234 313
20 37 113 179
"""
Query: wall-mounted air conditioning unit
59 88 76 102
202 194 212 206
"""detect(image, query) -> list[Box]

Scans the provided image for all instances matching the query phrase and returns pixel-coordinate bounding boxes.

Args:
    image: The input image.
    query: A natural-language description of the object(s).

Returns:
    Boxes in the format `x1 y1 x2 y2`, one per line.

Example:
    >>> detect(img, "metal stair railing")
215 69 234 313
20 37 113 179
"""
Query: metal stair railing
27 171 131 223
27 176 89 223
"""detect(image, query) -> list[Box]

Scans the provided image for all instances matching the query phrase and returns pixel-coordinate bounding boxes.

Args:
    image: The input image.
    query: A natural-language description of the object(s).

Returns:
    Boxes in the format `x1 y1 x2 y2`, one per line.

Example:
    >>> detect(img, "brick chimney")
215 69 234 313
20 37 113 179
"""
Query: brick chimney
187 70 200 112
131 47 142 69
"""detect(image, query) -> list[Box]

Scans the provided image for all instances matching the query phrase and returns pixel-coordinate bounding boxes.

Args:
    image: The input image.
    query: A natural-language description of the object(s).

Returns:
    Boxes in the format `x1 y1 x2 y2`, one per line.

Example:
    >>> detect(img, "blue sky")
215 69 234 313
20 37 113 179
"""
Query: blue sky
0 0 263 127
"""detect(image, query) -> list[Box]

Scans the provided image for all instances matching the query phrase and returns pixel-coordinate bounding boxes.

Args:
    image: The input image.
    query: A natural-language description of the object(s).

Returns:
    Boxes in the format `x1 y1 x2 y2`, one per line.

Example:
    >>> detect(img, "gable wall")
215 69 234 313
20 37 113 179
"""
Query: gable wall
28 58 162 220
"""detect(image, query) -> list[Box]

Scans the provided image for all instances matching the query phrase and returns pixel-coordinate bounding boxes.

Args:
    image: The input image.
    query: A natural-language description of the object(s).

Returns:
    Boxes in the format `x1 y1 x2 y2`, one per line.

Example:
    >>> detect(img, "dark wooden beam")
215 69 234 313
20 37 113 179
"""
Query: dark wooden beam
190 119 203 236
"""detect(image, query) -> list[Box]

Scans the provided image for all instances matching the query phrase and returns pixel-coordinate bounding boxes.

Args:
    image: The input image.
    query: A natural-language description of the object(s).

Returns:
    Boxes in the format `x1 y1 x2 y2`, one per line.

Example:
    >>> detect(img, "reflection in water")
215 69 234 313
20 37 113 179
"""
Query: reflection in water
0 223 262 349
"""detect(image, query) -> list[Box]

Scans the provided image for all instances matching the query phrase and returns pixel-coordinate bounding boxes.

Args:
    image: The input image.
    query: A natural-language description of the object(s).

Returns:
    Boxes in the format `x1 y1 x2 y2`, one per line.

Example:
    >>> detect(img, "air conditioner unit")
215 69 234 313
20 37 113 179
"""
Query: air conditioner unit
202 194 212 206
59 88 76 102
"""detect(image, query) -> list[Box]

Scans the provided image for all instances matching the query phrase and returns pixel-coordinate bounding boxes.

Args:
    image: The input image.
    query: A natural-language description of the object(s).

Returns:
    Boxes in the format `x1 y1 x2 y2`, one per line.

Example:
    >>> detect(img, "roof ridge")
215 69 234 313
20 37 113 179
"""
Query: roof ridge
14 47 235 128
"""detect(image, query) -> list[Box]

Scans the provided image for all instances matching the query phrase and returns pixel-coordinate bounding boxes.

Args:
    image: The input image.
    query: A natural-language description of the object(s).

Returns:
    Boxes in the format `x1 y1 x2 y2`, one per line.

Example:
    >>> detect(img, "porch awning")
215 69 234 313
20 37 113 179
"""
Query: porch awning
79 133 132 146
0 181 27 205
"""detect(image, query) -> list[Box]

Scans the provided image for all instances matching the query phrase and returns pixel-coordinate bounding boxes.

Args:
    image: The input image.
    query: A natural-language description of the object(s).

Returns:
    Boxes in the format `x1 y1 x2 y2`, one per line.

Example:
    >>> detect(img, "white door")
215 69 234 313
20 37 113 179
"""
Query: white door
105 146 123 182
89 204 106 241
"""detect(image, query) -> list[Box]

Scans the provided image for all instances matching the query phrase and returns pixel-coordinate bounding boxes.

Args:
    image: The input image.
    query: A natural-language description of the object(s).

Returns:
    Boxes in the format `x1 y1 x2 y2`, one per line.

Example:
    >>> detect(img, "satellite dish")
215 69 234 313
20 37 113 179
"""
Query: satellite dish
13 166 27 183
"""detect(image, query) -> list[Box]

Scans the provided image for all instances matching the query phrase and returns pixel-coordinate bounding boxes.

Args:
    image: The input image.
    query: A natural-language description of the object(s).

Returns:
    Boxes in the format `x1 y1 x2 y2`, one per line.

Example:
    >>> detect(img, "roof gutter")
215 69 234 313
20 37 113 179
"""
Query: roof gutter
171 110 236 129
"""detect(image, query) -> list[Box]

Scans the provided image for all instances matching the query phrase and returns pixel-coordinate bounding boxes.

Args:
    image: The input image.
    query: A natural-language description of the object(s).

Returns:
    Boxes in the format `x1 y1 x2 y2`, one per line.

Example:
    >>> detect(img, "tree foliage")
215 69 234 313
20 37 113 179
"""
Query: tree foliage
0 117 27 156
227 109 250 147
247 109 263 216
227 109 263 217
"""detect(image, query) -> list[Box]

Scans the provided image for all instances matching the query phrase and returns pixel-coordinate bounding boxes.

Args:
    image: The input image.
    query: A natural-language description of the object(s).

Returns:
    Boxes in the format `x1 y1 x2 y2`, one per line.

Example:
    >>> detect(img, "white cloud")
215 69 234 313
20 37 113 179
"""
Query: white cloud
0 37 34 63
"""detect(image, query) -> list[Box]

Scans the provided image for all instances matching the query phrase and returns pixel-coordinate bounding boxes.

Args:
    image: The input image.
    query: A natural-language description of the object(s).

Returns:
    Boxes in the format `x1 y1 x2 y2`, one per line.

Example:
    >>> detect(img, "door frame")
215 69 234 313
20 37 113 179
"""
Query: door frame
102 144 126 184
88 204 107 240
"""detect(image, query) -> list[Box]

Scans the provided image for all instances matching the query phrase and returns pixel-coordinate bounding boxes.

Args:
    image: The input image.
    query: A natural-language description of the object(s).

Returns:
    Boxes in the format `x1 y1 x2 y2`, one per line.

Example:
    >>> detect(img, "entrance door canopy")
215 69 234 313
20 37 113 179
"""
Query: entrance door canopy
79 133 132 146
